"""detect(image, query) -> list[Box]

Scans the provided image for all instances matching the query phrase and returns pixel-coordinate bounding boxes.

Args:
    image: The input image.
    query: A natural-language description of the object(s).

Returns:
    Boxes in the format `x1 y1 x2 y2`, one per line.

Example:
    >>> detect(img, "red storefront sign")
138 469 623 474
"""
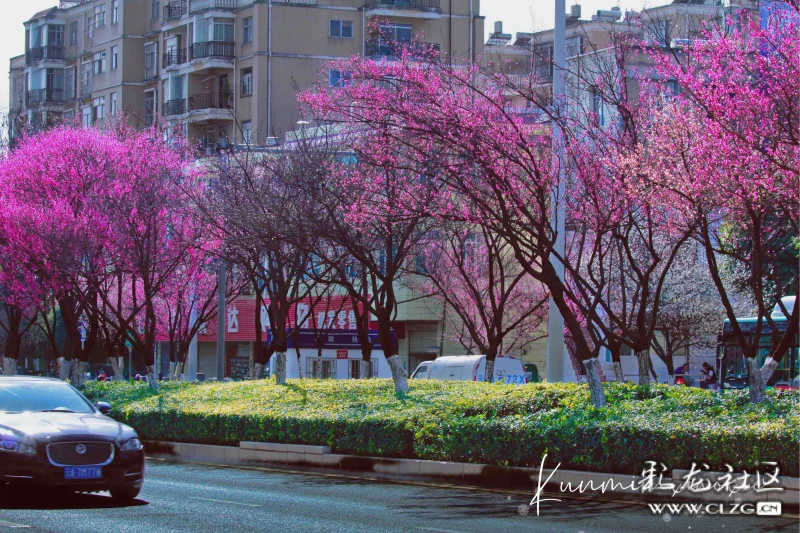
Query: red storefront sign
178 296 368 342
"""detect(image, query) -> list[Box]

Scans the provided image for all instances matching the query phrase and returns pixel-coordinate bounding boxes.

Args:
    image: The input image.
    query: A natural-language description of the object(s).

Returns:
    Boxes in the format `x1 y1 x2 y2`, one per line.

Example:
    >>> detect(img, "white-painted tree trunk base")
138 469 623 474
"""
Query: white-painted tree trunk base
613 361 625 383
316 356 323 379
583 358 608 408
146 365 158 389
253 363 264 380
485 359 495 383
636 350 651 387
360 360 370 379
57 357 70 380
1 357 17 376
69 359 86 388
109 357 123 381
386 354 408 394
275 352 287 385
748 357 778 404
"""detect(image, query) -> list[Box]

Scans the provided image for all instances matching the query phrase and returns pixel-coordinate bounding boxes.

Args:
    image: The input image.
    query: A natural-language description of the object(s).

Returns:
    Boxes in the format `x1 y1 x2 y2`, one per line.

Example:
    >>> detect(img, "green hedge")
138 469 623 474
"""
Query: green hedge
82 379 800 477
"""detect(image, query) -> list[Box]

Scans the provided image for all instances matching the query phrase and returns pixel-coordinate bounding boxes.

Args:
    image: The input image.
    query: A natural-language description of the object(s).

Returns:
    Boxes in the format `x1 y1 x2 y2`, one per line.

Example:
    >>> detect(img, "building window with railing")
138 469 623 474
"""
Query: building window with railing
94 4 106 29
329 20 353 38
208 18 234 42
241 120 251 144
307 358 337 379
112 0 119 24
80 61 92 97
70 21 78 46
144 43 157 79
93 51 106 75
242 17 253 44
111 46 118 70
240 68 252 97
144 90 156 126
110 92 118 115
93 96 105 121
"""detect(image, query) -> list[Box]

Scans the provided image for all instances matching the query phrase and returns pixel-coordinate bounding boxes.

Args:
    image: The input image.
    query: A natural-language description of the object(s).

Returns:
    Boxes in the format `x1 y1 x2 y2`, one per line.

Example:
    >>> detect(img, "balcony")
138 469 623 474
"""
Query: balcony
163 1 188 22
163 48 188 68
190 0 238 12
164 99 187 116
190 41 235 60
27 88 64 105
365 0 442 18
365 39 440 61
188 93 232 111
26 46 66 64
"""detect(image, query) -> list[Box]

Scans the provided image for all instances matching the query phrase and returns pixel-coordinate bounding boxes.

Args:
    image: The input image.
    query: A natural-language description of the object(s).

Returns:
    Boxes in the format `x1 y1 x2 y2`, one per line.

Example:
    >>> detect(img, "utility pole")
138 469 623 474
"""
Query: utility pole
546 0 568 383
186 300 198 381
216 260 226 381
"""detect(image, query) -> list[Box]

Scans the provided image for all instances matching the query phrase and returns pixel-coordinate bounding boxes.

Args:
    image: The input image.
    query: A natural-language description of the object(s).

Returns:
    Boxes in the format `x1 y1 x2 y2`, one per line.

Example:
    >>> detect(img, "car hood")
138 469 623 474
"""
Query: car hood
0 412 124 441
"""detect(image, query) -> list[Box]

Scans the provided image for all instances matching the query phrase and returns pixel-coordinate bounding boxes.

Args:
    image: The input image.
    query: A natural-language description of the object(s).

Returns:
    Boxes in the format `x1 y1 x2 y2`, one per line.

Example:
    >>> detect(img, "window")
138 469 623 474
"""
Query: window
592 88 606 126
94 4 106 29
92 96 105 121
242 17 253 44
63 66 75 100
379 23 412 43
144 43 157 79
64 110 75 122
48 25 65 47
241 120 252 144
110 92 118 115
86 15 93 40
80 61 92 96
112 0 119 24
111 46 118 69
329 20 353 38
306 358 337 379
566 35 583 57
328 69 351 88
144 90 156 125
347 359 378 379
93 51 106 75
209 18 234 42
81 105 92 127
240 68 252 96
151 0 160 20
70 22 78 45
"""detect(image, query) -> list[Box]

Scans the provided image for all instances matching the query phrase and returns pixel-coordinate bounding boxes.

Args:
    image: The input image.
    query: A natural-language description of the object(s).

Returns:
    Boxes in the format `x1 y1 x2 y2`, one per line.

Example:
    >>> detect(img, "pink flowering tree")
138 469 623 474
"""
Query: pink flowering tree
413 223 549 380
646 7 799 402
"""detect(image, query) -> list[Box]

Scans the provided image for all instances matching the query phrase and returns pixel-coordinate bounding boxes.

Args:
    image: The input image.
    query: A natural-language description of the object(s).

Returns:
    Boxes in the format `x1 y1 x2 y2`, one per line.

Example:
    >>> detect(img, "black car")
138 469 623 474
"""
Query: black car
0 376 144 500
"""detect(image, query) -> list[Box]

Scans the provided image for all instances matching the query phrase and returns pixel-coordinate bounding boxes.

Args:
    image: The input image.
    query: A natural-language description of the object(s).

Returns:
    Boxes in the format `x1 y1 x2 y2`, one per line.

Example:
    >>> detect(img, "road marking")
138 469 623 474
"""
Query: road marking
414 527 466 533
188 496 263 507
0 520 31 529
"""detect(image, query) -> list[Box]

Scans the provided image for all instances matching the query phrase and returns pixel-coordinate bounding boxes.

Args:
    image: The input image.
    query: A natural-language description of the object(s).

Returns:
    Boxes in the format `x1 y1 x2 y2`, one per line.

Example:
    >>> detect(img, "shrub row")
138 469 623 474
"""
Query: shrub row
82 379 800 477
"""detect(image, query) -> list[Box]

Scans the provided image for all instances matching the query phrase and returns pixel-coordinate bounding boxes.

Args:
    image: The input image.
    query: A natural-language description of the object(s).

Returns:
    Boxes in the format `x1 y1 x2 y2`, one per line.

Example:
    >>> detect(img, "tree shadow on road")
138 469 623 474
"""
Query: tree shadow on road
0 488 148 510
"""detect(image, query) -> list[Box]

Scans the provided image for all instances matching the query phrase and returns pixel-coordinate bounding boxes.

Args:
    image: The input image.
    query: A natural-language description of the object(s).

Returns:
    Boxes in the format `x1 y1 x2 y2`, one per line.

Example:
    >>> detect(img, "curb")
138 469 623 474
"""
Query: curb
144 440 800 509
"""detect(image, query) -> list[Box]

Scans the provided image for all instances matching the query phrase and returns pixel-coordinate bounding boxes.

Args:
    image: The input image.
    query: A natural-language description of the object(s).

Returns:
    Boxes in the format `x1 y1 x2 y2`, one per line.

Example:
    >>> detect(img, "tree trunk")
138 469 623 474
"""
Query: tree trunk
360 359 370 379
70 359 86 388
168 361 177 381
295 347 303 379
275 351 287 385
747 357 777 404
583 358 607 408
146 365 158 389
385 354 408 393
254 362 264 380
57 357 70 380
485 359 495 383
635 350 651 387
316 347 323 379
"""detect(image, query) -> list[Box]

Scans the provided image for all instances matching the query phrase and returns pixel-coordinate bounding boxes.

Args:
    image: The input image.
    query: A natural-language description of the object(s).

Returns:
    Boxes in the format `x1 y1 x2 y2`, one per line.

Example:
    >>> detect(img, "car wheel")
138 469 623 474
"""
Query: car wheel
109 486 141 501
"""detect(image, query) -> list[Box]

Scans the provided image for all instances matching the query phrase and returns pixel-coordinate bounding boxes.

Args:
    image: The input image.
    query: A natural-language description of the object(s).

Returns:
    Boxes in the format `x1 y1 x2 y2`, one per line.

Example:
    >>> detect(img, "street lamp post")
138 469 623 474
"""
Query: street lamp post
546 0 569 383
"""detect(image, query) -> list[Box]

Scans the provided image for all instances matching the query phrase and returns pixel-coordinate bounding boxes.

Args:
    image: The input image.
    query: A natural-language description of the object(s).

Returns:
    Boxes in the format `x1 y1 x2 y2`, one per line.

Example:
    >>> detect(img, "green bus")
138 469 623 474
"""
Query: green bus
718 296 798 390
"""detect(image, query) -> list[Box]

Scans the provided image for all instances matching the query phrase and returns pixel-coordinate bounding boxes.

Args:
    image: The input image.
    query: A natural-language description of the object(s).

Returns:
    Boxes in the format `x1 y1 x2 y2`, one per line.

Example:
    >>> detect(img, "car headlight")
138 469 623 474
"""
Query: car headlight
120 437 143 452
0 427 36 455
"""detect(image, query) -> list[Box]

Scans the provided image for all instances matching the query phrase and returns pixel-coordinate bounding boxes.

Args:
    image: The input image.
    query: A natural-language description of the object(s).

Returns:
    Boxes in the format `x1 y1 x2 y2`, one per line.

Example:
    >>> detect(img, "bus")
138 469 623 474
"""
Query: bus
717 296 798 390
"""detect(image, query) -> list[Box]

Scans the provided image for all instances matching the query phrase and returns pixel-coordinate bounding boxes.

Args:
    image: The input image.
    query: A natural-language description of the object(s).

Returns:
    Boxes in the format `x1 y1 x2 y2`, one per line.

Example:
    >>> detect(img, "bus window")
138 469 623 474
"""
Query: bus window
723 345 747 381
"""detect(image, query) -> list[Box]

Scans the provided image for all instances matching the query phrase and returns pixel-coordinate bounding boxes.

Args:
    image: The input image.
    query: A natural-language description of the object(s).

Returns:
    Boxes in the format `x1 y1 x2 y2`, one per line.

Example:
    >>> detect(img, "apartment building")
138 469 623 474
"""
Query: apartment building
10 0 484 149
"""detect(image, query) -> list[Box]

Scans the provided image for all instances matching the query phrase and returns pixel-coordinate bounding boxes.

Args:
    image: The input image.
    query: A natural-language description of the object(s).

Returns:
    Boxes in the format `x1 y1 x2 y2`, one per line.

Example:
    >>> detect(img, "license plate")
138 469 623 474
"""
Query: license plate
64 466 102 480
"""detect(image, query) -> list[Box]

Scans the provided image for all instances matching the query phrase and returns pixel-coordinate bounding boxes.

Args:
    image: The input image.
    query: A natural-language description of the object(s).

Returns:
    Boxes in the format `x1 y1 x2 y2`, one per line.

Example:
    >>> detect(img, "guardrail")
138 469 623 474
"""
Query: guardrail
164 99 187 116
27 88 64 105
164 0 187 21
163 48 188 68
365 0 440 9
364 39 440 59
26 46 66 64
189 93 233 110
190 41 235 60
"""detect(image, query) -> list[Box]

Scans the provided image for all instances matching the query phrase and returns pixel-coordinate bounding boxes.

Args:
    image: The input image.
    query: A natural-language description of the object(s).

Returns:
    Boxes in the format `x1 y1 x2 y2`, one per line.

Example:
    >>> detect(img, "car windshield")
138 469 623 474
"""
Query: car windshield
0 381 95 414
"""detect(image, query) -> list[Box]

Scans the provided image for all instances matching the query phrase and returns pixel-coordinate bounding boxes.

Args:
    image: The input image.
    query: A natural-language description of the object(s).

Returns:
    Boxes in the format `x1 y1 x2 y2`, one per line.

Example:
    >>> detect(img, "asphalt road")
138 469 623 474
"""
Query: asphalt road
0 460 796 533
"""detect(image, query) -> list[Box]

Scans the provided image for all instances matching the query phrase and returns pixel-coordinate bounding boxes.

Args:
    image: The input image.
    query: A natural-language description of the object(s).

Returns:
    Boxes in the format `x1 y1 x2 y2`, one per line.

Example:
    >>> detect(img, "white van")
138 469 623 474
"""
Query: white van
411 355 528 384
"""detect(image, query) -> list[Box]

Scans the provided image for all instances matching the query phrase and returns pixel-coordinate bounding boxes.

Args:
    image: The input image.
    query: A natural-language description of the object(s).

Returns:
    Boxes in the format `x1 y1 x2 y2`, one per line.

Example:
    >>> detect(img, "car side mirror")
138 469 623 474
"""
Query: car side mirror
96 402 112 415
